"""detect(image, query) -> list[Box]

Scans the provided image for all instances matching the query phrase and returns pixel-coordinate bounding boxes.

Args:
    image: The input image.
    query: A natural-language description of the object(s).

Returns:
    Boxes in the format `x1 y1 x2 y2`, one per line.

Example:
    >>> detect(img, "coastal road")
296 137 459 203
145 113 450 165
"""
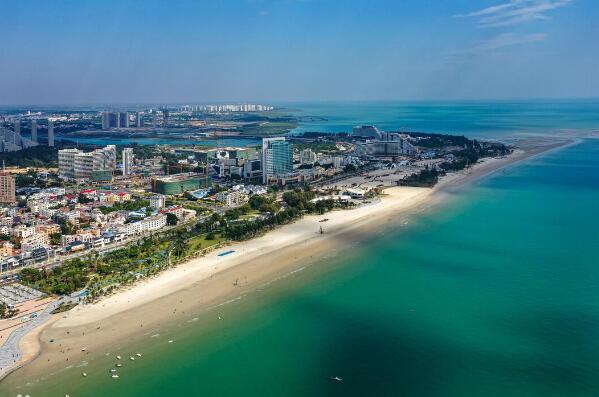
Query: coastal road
0 298 66 380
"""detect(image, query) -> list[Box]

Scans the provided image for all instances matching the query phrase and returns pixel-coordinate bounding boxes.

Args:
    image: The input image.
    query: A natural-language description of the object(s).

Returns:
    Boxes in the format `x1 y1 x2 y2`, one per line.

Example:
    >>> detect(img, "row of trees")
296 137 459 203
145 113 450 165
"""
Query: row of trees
17 188 352 298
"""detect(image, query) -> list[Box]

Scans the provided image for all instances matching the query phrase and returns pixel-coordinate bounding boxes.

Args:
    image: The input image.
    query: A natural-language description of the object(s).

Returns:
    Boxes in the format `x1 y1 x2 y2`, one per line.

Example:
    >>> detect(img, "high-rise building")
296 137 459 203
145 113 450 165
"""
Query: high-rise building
47 119 55 147
0 173 16 204
0 126 34 152
162 108 169 126
262 137 293 184
352 125 382 140
102 111 129 129
31 120 37 143
119 112 129 128
58 145 116 181
122 147 134 176
135 112 142 128
13 119 20 141
101 112 110 129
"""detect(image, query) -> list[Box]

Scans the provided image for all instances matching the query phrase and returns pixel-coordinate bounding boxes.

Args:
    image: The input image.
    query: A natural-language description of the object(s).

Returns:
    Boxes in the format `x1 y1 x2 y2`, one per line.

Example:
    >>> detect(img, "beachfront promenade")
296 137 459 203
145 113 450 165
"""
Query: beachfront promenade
0 298 65 380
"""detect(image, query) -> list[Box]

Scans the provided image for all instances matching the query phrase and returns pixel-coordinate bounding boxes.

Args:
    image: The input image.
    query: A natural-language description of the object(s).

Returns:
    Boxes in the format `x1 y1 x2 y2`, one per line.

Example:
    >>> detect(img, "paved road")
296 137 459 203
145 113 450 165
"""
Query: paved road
1 217 202 278
0 298 66 380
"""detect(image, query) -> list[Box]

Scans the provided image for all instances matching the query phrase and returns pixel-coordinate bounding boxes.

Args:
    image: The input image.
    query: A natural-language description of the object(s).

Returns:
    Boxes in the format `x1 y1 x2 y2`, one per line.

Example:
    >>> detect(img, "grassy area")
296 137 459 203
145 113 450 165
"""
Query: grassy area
293 141 339 153
187 233 227 252
238 121 298 136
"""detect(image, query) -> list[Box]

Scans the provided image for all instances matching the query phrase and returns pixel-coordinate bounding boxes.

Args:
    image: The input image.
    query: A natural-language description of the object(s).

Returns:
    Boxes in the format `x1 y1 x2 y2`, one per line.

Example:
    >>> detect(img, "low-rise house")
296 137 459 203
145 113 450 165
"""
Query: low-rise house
160 206 196 221
215 191 249 207
117 214 167 236
21 233 50 253
0 241 14 258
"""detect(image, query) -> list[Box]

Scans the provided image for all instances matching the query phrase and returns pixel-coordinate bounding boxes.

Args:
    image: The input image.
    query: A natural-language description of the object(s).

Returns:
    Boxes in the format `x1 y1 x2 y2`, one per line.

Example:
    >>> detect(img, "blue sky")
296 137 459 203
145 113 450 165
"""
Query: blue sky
0 0 597 104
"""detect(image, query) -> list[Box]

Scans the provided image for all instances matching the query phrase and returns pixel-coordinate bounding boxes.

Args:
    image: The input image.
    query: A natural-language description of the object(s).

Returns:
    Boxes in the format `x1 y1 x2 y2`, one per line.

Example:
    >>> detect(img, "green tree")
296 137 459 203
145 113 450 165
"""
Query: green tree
166 212 179 226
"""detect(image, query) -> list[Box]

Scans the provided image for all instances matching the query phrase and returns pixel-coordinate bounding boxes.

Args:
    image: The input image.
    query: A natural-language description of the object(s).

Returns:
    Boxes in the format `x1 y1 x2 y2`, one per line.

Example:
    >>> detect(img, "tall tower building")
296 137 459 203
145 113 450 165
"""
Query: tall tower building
12 119 20 145
0 173 16 204
262 137 293 184
31 120 37 143
119 112 129 128
135 112 142 128
102 112 110 129
162 108 169 126
122 147 134 176
48 119 55 147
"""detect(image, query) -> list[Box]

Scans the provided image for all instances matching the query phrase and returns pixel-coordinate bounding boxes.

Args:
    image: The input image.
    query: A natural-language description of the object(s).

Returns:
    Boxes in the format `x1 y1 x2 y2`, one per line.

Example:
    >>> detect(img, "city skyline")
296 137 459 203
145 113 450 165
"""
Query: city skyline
1 0 598 105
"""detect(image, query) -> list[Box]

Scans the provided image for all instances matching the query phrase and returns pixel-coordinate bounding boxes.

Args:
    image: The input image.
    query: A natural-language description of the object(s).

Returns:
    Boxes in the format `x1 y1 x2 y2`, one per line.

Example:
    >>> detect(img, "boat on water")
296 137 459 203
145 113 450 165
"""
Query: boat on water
116 363 122 367
329 376 343 382
130 356 135 360
110 369 117 373
136 353 142 357
112 374 119 378
116 355 121 360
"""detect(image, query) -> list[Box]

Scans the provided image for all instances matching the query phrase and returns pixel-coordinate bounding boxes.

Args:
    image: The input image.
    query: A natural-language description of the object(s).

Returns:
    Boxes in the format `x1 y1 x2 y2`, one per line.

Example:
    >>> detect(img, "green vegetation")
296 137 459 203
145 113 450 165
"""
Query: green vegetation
0 146 60 167
17 186 358 299
166 212 179 226
226 189 346 241
99 199 149 214
51 302 78 314
401 138 511 188
238 121 298 136
18 217 228 299
14 169 62 189
293 141 339 153
398 166 440 187
20 259 89 295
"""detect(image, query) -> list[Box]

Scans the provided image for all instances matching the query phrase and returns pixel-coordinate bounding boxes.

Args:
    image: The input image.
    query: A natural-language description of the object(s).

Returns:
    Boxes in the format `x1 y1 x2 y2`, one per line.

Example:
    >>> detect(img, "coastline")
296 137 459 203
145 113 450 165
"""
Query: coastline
0 136 573 384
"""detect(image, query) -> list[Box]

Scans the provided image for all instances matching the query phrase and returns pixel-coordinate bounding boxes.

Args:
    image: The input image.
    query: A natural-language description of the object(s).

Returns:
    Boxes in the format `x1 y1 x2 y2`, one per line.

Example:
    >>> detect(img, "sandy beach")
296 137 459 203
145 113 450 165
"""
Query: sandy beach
0 136 573 383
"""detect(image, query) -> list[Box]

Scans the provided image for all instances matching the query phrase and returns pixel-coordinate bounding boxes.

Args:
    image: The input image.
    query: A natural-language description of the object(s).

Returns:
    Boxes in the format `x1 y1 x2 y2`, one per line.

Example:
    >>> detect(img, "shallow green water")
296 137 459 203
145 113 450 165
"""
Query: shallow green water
3 139 599 396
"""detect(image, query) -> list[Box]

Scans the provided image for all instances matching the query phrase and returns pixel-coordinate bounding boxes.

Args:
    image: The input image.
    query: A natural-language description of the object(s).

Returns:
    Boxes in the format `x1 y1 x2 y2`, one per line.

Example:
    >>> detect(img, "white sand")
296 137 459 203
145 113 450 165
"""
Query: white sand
57 186 432 328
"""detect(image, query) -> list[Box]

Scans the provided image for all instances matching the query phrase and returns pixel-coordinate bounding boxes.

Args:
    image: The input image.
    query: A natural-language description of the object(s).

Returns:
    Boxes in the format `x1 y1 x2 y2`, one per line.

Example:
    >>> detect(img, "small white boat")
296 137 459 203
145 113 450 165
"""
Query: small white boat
81 347 87 352
112 374 119 378
116 364 122 367
329 376 343 382
110 369 117 373
130 357 135 360
168 340 174 343
136 353 142 357
82 372 87 377
116 355 121 360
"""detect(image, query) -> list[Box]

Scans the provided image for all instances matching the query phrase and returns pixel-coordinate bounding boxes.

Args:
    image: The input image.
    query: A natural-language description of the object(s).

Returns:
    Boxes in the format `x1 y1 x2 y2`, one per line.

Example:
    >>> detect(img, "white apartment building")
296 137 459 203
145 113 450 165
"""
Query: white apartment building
21 233 50 253
122 147 134 176
300 149 318 165
58 145 117 180
149 195 166 209
12 225 36 239
216 191 249 207
117 214 167 236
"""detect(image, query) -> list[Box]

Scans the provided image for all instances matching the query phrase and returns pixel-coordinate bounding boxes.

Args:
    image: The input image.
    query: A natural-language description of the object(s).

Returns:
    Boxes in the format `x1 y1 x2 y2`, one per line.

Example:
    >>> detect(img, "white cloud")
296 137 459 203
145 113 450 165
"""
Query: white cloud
455 0 573 27
445 32 547 56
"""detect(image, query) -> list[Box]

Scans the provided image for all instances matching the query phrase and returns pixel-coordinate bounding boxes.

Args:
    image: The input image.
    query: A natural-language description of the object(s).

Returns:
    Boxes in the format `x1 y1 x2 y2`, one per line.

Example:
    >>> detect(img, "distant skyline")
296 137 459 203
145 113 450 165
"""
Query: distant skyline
1 0 598 105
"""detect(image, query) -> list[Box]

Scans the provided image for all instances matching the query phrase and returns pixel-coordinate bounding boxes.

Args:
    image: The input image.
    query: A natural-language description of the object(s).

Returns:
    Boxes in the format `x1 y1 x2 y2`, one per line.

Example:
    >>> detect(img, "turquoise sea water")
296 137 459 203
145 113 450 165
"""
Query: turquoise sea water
287 100 599 138
2 104 599 396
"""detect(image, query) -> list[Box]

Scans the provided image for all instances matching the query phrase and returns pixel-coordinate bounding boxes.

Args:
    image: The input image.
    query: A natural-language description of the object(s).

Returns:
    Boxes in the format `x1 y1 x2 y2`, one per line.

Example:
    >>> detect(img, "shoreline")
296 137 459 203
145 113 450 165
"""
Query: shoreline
0 136 574 384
